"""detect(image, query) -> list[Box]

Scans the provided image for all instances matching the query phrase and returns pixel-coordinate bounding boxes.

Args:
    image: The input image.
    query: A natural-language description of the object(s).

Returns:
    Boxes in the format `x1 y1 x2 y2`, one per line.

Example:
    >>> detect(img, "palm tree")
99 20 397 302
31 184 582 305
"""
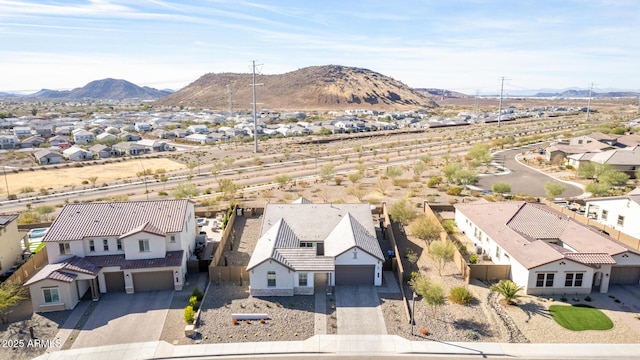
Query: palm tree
490 280 524 304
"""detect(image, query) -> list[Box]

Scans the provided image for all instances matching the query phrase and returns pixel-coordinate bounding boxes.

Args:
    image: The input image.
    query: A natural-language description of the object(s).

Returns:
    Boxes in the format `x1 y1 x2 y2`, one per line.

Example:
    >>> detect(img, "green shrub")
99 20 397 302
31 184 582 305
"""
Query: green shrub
184 305 195 324
565 164 574 170
189 296 199 311
192 287 204 301
446 186 463 196
469 254 478 264
449 286 473 305
427 176 442 188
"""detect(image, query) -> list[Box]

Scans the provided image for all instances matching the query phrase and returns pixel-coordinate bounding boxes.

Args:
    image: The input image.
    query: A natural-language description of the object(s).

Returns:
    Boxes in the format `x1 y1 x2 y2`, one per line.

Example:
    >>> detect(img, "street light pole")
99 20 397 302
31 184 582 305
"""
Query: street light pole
411 291 416 335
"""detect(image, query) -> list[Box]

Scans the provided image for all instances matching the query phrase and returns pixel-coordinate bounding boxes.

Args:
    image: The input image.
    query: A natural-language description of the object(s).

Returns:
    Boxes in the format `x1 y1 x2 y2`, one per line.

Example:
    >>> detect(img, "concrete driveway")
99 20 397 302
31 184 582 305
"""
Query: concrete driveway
71 290 173 349
335 285 387 335
478 146 583 198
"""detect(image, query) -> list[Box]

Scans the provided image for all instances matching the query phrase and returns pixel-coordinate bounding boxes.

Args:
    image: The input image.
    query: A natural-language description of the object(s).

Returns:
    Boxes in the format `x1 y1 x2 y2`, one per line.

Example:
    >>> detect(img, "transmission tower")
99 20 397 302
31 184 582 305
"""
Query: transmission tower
250 60 263 154
497 77 510 127
586 82 596 122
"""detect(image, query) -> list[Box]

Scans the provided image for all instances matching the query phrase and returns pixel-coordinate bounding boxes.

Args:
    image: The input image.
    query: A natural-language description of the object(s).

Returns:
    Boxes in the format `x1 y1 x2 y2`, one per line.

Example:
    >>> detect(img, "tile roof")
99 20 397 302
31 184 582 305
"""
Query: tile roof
0 214 18 227
119 221 166 239
87 250 184 269
276 248 335 271
565 253 617 265
44 200 189 242
48 271 77 283
455 201 633 269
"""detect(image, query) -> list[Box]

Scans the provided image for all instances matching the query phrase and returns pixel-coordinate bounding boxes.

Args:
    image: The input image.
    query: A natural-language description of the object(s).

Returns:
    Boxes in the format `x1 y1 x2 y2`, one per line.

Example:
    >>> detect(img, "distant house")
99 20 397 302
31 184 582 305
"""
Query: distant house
96 132 117 143
112 142 148 156
20 135 45 148
134 123 152 132
55 126 74 136
104 126 120 135
0 135 20 149
185 134 217 144
455 201 640 295
588 147 640 177
33 126 53 138
0 214 24 276
63 146 92 161
89 144 112 159
570 132 618 147
34 149 63 165
136 139 169 152
247 201 384 296
118 132 141 142
13 126 32 138
72 129 95 144
187 124 209 134
49 135 71 148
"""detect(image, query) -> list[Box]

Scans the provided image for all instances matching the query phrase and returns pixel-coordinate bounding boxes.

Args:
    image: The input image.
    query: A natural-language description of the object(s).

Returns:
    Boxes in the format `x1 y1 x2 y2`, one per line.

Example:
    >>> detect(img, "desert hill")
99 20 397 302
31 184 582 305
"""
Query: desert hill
24 79 171 101
156 65 437 110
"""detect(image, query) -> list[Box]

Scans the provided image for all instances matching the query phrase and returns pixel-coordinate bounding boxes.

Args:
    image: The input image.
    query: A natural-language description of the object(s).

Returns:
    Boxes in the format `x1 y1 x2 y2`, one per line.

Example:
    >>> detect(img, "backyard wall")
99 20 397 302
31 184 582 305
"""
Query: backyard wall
208 205 252 283
382 202 412 323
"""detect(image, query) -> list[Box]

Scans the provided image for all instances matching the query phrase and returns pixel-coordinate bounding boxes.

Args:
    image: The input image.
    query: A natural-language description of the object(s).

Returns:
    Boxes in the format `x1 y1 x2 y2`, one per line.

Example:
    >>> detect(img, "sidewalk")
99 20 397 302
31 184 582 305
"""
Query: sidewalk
33 335 640 359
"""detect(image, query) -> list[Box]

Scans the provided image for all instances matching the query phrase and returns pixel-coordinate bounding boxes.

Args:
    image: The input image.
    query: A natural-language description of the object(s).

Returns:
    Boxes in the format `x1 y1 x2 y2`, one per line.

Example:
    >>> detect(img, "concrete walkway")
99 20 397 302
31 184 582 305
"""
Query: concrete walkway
377 271 401 293
46 300 91 354
314 290 327 335
33 335 640 359
335 285 387 335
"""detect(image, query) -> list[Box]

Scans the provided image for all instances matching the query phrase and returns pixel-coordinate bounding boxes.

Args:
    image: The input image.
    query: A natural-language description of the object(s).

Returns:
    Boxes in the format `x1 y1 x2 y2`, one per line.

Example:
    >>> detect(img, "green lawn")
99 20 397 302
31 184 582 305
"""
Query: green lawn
549 304 613 331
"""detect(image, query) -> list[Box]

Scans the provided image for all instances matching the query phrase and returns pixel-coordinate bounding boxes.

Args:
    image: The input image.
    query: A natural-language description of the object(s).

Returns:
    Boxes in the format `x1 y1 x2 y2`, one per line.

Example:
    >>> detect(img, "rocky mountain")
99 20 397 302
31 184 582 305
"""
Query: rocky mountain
416 88 469 98
156 65 436 110
24 79 172 101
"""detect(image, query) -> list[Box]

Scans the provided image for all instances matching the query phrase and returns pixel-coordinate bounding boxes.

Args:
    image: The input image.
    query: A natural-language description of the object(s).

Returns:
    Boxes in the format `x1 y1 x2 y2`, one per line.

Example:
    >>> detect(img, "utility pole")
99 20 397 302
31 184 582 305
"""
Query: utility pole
474 90 479 119
139 160 149 201
586 82 595 122
251 60 263 154
3 165 10 200
226 84 234 117
497 77 509 127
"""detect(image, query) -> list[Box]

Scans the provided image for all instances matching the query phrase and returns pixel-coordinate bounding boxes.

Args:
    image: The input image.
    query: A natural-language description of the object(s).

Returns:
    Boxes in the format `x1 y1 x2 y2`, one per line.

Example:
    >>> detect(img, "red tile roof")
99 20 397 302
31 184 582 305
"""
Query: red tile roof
44 200 189 242
565 253 617 265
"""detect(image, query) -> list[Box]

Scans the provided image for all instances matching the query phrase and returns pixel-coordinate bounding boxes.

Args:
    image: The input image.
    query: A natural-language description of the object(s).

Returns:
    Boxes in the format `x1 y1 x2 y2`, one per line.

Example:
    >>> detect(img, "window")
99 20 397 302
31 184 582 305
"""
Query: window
298 273 308 287
300 242 313 248
565 273 584 287
267 271 276 287
495 247 501 259
536 273 555 287
59 242 70 255
117 239 122 251
103 239 109 251
170 235 176 243
617 215 625 227
138 239 150 252
601 210 608 221
43 288 60 303
89 240 95 252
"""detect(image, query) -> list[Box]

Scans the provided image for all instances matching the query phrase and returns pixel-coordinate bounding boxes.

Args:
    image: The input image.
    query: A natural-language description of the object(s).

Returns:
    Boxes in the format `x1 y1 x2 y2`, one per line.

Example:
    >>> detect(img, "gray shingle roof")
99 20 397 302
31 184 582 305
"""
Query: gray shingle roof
276 249 335 271
44 200 189 242
324 213 384 260
247 219 300 270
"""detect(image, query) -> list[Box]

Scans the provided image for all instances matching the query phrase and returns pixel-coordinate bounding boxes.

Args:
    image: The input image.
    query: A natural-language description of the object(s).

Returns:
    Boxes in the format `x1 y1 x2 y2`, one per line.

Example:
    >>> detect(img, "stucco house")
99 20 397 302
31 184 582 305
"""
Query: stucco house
0 135 19 149
25 199 197 312
72 129 95 144
247 200 384 296
585 188 640 239
0 214 25 276
455 201 640 295
33 149 63 165
62 146 92 161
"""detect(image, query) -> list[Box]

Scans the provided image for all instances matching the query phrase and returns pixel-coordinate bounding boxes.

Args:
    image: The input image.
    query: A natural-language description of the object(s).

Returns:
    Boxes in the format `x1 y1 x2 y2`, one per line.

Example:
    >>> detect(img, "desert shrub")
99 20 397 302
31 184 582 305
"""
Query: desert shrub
192 286 204 301
427 176 442 188
189 296 199 311
446 186 463 196
184 305 195 324
449 286 473 305
469 254 478 264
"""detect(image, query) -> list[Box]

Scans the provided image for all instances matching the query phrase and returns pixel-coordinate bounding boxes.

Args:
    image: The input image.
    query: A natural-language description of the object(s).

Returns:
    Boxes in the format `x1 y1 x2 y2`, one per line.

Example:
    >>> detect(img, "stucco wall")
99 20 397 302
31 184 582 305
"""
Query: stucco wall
122 233 166 260
249 262 293 292
0 220 22 273
29 279 78 312
526 260 594 295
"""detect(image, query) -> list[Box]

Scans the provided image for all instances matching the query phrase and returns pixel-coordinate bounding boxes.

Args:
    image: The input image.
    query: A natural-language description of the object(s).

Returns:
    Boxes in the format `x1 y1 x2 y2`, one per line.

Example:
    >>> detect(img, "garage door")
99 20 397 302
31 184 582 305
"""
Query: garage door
335 265 374 285
104 271 125 292
610 266 640 284
132 271 174 292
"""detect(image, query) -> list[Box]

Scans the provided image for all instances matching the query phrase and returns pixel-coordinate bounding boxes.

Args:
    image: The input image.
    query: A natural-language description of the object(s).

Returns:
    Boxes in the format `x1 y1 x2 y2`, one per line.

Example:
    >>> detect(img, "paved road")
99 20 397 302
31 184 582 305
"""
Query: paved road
71 290 173 349
477 145 583 198
335 285 387 335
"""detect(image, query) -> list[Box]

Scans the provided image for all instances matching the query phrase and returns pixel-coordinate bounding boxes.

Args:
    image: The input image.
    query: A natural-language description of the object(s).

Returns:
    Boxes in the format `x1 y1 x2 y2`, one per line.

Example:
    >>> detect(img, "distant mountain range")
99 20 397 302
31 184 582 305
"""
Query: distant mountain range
156 65 437 110
532 89 640 98
0 79 172 101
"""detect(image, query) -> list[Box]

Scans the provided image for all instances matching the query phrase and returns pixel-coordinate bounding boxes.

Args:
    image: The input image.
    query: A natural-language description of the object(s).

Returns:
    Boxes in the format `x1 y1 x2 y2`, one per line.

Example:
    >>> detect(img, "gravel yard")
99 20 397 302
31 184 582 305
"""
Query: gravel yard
196 282 315 343
223 216 262 266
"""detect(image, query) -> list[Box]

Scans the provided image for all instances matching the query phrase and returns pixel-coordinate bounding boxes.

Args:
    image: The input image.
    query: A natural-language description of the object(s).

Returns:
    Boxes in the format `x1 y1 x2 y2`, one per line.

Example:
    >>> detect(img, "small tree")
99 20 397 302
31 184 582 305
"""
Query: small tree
492 182 511 194
274 174 293 189
428 240 455 275
442 162 463 183
348 172 363 185
490 279 524 305
320 164 335 183
389 199 418 226
585 182 610 196
385 166 403 179
218 178 237 200
466 143 492 165
413 161 428 177
347 185 367 202
410 216 441 245
0 282 27 324
88 176 98 188
374 179 389 195
452 169 479 185
544 181 566 200
423 281 446 316
173 183 199 199
599 170 629 186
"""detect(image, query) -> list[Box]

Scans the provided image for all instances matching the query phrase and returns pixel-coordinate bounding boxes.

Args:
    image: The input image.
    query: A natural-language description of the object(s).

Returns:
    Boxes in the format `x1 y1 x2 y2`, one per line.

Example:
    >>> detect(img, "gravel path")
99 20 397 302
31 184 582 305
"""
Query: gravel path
196 282 315 343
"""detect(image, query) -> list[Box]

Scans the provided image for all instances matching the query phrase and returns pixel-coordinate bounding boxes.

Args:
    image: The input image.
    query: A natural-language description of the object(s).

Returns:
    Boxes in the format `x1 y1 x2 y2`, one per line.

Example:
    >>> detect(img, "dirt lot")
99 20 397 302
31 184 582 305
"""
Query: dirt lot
2 157 183 193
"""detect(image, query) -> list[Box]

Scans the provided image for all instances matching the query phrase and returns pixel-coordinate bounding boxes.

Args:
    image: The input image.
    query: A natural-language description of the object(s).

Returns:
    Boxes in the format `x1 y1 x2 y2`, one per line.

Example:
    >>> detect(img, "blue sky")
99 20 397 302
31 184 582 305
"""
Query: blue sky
1 0 639 94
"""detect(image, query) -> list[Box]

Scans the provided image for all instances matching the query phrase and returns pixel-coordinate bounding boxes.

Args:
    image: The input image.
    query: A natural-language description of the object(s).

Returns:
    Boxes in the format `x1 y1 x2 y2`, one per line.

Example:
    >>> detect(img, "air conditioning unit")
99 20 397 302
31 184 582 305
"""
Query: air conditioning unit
475 246 483 255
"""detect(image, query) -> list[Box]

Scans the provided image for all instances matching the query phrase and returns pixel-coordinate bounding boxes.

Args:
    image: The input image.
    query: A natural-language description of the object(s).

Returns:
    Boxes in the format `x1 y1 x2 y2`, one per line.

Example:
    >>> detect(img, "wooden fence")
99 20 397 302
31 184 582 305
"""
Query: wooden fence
209 266 250 284
382 202 412 323
5 247 49 285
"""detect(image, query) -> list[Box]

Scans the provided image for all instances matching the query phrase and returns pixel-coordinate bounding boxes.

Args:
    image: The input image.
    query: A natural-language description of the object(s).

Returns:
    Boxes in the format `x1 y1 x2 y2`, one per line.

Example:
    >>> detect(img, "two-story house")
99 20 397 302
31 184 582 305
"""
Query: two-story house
0 135 19 149
0 214 24 276
585 188 640 239
72 129 95 144
25 199 197 312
